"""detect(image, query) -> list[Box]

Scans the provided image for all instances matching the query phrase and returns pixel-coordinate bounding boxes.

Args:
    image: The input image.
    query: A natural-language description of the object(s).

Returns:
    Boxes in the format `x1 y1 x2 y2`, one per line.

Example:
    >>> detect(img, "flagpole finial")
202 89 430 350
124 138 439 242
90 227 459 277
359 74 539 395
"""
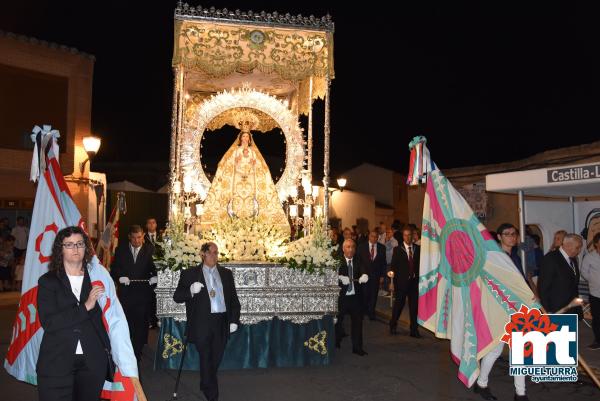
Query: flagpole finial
408 135 427 150
406 135 435 186
30 125 60 182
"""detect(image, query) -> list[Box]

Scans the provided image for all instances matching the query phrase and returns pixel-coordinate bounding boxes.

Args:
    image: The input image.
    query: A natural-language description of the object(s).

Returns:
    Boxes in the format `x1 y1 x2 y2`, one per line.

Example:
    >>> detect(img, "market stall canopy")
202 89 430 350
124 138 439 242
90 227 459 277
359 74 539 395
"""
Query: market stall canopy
107 180 153 193
485 161 600 197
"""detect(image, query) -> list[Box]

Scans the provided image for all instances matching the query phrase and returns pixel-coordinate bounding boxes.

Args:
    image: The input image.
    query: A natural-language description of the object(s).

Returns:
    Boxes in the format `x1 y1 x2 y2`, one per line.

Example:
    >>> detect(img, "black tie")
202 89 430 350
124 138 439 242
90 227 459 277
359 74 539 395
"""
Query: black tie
347 259 354 294
569 258 577 274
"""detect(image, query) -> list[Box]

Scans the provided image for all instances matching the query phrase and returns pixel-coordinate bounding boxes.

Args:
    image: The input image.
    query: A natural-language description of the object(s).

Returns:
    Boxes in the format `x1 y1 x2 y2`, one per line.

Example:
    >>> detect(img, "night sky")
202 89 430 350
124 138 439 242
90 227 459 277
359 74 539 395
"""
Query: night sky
2 1 599 180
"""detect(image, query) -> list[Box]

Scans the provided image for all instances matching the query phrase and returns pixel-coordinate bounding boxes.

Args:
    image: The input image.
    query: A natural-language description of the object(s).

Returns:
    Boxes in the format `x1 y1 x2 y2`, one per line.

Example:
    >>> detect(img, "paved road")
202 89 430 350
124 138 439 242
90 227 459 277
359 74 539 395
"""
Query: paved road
1 294 598 401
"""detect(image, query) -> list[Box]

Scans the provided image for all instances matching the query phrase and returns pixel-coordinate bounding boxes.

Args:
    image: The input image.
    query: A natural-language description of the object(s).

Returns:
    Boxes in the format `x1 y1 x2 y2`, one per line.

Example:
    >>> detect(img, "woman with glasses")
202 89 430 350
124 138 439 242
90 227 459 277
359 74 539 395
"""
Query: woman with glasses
36 226 111 401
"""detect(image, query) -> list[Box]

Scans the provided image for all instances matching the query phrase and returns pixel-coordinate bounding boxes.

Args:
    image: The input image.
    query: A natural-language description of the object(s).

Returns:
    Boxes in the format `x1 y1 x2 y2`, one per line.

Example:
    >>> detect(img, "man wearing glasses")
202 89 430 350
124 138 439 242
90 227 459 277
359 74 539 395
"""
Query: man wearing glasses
474 223 530 401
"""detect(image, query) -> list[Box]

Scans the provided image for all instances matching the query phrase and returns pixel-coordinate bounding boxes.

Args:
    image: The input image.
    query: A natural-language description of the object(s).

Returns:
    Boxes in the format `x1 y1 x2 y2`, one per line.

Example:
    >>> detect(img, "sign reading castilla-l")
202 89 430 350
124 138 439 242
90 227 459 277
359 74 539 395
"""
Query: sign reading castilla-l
547 163 600 183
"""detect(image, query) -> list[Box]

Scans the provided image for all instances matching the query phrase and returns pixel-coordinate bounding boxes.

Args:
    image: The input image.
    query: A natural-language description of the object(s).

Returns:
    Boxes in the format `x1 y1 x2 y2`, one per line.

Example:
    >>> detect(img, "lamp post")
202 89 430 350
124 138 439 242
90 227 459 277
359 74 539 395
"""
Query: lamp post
80 136 101 175
69 135 104 242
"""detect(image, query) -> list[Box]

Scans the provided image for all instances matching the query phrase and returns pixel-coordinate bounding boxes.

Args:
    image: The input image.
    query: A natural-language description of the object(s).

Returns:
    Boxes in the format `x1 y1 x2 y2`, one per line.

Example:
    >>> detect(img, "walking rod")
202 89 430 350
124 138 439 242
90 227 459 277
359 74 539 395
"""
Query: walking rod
169 291 199 400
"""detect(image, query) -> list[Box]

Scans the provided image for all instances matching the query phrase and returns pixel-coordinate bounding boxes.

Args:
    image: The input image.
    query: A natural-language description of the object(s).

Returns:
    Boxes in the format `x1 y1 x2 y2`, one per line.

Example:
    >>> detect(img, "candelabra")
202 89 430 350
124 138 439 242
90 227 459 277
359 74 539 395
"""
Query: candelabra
172 176 206 233
286 172 324 239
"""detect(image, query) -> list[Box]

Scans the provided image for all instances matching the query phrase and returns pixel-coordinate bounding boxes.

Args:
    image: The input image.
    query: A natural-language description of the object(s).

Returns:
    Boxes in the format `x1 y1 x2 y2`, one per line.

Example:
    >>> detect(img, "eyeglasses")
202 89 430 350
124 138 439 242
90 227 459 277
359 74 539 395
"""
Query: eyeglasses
501 232 518 237
62 241 86 249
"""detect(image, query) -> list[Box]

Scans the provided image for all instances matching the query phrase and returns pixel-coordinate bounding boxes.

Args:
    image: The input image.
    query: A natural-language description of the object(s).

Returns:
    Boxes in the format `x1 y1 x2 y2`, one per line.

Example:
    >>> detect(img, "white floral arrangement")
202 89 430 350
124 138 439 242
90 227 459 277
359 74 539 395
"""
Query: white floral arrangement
203 217 288 261
154 215 338 274
280 218 340 274
154 215 206 271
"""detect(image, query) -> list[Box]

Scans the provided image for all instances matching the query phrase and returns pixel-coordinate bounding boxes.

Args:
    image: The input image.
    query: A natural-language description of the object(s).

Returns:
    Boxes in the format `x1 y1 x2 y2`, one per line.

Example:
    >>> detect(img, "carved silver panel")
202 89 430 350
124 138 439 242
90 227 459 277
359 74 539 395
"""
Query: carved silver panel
156 262 339 325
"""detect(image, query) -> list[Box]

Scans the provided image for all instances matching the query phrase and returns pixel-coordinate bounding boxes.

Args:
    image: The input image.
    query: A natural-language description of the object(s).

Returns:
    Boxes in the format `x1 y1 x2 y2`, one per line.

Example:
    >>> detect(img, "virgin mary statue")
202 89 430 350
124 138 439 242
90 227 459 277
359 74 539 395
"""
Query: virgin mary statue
200 110 290 234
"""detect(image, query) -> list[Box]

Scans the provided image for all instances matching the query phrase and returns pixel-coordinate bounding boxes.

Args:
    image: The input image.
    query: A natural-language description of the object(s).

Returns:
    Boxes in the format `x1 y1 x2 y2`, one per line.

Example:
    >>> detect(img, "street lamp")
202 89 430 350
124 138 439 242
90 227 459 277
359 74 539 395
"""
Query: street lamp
336 177 347 192
80 136 101 175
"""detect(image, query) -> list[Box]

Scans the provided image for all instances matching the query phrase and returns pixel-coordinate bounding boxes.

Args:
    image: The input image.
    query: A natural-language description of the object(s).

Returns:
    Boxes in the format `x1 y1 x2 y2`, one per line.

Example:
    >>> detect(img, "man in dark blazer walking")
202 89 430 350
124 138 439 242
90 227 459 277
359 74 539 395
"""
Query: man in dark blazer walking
388 226 421 337
174 242 241 401
539 233 583 313
110 225 157 361
336 239 369 356
144 217 161 329
357 230 387 320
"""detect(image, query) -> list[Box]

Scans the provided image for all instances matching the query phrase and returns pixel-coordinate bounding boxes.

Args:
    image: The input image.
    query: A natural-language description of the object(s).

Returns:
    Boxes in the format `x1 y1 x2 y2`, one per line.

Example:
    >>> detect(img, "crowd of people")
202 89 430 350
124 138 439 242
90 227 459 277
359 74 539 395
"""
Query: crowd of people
0 216 29 292
3 211 597 400
329 220 600 401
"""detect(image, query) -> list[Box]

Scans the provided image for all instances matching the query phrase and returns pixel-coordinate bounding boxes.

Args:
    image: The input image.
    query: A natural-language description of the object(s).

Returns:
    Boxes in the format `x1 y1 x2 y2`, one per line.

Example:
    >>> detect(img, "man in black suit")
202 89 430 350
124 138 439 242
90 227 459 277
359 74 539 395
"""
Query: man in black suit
539 233 583 313
144 217 160 248
357 230 387 320
336 239 369 356
388 226 421 337
174 242 241 401
110 225 157 361
144 217 160 329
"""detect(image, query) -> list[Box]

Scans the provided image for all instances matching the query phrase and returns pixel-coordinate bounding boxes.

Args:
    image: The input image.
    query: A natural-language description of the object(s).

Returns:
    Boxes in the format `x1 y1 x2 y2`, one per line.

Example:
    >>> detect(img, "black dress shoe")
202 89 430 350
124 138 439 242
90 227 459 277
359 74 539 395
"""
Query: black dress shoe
352 349 368 356
389 323 397 335
410 331 422 338
473 383 497 400
514 394 529 401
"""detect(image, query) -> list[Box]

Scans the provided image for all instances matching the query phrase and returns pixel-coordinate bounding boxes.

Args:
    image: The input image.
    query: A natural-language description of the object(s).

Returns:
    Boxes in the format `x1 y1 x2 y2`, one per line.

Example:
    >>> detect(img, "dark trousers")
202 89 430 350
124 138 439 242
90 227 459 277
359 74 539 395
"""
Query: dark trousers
38 355 105 401
122 300 150 360
364 273 381 319
194 313 227 401
390 277 419 333
591 295 600 343
148 290 158 327
335 294 363 351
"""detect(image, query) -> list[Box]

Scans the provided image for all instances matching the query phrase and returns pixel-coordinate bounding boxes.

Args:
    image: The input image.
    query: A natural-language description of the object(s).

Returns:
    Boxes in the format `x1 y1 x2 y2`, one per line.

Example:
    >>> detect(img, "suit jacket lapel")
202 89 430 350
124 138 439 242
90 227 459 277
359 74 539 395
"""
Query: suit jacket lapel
59 270 84 304
81 266 92 302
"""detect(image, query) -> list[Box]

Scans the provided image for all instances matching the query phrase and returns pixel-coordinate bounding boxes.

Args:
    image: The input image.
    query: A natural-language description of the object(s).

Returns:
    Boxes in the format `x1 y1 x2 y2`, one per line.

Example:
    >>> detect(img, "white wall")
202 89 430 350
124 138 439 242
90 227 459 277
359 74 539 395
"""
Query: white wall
343 163 394 207
524 199 600 252
329 189 376 230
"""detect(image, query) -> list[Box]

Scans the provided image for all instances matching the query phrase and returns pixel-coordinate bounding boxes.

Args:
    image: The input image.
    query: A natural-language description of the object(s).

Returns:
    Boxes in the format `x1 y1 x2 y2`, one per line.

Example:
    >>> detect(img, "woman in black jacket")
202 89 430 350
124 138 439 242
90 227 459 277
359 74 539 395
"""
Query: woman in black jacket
36 226 110 401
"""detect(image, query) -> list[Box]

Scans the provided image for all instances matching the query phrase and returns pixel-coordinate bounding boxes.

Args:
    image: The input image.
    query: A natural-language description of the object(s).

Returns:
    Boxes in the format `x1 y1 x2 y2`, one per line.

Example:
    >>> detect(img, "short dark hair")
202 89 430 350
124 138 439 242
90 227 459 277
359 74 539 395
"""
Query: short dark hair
496 223 517 235
146 217 157 223
129 225 144 235
16 216 24 222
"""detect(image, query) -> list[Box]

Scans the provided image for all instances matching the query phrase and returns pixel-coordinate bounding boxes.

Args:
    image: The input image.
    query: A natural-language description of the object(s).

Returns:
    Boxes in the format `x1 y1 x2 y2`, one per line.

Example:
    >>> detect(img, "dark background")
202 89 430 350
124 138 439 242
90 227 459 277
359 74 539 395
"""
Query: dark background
1 1 599 181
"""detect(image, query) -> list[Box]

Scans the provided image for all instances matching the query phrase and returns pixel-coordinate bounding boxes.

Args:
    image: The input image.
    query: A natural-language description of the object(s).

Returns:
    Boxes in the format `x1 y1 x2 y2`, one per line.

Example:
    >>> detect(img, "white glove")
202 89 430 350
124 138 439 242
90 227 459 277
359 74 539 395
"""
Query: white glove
190 282 204 296
119 277 130 286
149 276 158 285
229 323 238 333
387 271 394 278
358 274 369 284
338 275 350 285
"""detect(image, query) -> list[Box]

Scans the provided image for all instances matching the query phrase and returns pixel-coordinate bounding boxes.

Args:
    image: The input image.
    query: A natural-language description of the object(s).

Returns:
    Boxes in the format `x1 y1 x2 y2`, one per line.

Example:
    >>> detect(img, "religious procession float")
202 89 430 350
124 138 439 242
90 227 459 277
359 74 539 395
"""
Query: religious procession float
154 2 340 370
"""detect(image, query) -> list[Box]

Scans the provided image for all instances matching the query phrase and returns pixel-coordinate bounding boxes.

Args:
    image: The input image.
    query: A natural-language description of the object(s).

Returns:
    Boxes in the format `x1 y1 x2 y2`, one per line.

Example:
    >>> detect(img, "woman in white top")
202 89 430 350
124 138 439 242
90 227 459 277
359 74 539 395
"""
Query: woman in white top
36 226 110 401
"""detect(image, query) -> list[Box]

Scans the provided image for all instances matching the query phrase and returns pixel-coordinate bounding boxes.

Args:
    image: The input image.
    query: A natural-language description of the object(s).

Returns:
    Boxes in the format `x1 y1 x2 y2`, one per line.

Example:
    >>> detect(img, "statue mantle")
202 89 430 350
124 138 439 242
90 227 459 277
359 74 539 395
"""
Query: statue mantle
156 262 339 325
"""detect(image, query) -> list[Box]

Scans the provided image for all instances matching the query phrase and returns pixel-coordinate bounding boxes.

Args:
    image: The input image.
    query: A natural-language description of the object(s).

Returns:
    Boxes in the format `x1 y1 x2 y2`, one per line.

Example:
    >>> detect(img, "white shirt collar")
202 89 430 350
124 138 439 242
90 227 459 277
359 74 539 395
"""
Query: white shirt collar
559 247 572 264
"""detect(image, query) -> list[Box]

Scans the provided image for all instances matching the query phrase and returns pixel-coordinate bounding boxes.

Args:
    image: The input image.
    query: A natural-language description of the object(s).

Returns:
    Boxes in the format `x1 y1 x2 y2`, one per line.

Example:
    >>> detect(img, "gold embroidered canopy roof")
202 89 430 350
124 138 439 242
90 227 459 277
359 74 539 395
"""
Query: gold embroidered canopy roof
173 3 335 114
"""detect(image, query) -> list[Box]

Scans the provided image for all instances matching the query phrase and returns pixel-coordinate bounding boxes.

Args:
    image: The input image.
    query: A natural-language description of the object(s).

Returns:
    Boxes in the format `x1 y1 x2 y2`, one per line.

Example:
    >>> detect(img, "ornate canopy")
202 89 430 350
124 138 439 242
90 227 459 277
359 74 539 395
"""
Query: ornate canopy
169 3 335 229
173 2 335 114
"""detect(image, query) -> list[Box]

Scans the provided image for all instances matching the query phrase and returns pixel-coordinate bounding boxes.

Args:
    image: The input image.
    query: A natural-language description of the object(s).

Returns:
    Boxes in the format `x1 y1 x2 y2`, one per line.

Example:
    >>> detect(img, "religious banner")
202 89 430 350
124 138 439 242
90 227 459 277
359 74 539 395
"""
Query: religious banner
4 126 141 401
407 137 537 387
